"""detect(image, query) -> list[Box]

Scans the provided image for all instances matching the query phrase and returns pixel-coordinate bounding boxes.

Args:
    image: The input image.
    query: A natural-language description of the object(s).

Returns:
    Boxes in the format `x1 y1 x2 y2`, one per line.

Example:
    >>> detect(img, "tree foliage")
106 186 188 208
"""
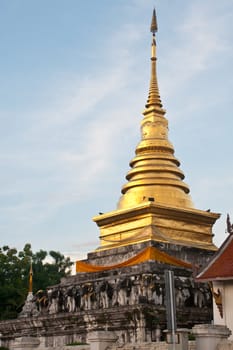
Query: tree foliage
0 244 73 320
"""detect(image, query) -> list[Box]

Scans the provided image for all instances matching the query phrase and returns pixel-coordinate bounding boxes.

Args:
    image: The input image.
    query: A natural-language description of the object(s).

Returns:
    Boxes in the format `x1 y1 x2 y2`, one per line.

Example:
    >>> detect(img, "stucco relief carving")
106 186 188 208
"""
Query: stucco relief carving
29 273 211 315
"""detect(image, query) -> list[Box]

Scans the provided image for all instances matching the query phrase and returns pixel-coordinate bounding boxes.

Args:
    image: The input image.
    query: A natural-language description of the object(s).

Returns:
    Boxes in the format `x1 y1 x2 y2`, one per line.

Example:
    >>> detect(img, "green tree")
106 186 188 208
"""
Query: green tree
32 249 73 291
0 244 73 320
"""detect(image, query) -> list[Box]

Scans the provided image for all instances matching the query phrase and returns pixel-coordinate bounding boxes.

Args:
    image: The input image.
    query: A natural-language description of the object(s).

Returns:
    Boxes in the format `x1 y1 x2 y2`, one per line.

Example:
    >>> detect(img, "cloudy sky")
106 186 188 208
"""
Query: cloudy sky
0 0 232 263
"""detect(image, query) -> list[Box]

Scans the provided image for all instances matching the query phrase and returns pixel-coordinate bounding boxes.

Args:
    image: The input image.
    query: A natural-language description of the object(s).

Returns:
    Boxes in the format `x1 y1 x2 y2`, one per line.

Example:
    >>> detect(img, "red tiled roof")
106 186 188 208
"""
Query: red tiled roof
196 234 233 281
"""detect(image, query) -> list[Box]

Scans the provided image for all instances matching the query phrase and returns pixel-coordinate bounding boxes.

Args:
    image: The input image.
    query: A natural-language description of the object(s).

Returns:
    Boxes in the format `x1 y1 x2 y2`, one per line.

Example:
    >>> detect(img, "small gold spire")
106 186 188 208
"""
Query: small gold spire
146 8 163 110
150 8 158 34
29 261 33 293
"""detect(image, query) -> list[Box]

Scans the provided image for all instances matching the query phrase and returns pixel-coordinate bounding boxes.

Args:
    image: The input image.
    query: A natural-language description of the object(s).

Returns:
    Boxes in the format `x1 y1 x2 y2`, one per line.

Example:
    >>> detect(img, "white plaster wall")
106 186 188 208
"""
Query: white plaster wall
213 281 233 340
224 281 233 340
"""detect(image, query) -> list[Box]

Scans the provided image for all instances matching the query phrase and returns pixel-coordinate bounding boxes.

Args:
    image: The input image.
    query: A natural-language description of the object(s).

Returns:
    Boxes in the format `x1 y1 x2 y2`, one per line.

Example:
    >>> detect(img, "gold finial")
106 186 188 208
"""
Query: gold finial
146 7 163 108
150 8 158 34
29 261 33 293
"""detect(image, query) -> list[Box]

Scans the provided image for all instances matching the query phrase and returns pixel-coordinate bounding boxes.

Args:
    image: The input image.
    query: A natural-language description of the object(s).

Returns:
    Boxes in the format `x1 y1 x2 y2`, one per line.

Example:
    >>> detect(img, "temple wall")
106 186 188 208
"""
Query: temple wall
0 340 198 350
0 261 213 350
85 241 215 269
224 282 233 340
213 281 233 340
0 248 215 350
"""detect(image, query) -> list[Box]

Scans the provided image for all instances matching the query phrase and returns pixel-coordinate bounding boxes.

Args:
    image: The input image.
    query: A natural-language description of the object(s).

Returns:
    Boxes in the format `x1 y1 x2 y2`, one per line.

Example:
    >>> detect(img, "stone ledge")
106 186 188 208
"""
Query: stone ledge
217 341 233 350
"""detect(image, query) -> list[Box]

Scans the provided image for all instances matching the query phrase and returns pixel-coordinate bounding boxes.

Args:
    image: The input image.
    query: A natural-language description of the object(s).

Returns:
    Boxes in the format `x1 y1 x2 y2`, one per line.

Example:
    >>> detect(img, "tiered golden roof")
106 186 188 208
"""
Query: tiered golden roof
93 10 220 251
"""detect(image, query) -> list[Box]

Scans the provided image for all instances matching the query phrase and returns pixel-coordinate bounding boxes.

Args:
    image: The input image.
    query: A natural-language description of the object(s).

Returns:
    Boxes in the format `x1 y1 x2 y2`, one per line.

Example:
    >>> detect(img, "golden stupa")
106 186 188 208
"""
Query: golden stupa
93 10 220 251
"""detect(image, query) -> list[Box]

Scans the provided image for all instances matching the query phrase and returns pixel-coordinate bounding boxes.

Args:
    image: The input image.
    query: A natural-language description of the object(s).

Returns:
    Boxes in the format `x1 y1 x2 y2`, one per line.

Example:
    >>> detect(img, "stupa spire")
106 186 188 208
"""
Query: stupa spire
29 261 33 293
117 9 193 210
150 8 158 34
146 8 163 112
94 9 220 252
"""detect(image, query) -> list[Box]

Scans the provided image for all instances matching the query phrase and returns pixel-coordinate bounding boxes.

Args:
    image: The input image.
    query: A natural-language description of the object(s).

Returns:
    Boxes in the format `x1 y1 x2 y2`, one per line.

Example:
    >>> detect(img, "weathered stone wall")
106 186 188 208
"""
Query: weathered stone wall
84 241 214 268
110 341 196 350
0 241 215 349
217 341 233 349
0 341 198 350
0 261 212 348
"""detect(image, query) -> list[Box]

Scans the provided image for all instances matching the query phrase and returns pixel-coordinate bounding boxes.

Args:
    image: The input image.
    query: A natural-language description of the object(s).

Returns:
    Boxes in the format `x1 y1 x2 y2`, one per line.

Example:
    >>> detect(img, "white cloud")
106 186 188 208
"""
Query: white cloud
0 19 144 240
160 1 231 106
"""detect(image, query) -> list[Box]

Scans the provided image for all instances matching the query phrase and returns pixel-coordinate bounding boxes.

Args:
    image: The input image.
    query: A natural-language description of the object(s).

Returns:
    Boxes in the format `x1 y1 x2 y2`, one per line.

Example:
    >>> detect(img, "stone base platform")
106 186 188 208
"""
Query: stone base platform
0 241 215 348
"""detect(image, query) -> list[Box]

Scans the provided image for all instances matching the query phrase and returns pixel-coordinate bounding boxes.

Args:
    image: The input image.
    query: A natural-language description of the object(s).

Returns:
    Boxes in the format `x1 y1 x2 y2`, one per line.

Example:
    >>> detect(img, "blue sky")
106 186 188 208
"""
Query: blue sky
0 0 232 263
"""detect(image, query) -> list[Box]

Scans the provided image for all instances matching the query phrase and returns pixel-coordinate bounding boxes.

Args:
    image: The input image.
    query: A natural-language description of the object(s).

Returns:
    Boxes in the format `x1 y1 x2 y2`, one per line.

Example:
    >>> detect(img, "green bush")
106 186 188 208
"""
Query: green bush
188 333 196 340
